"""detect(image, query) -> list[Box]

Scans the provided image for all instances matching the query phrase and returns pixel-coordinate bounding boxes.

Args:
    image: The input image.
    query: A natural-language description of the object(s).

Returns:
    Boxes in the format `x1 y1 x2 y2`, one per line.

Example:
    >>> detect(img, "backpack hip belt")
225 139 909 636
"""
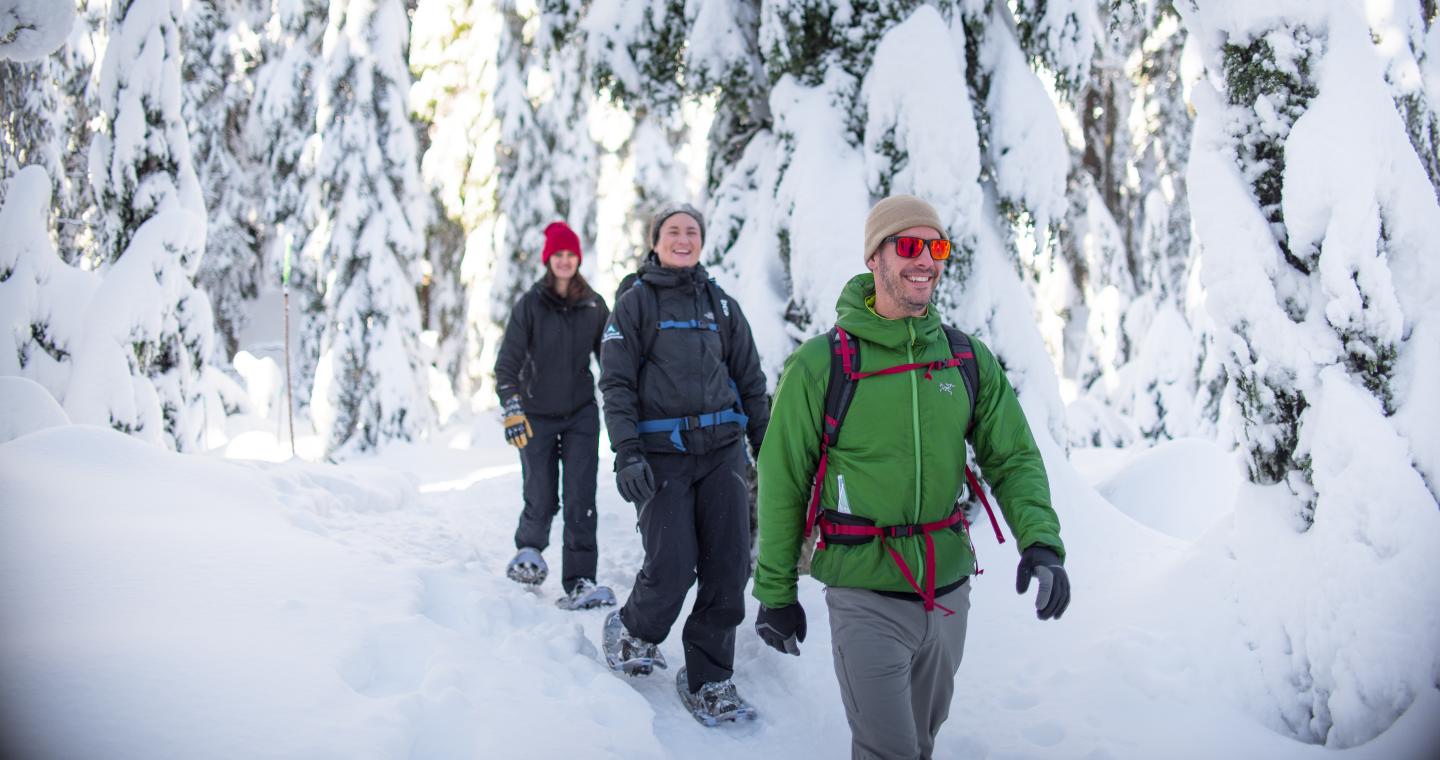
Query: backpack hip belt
636 402 748 452
816 505 968 615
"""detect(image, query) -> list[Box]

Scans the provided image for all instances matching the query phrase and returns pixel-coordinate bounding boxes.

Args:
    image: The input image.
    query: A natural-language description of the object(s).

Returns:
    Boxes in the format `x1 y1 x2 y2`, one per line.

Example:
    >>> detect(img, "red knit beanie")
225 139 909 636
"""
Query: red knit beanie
542 221 581 265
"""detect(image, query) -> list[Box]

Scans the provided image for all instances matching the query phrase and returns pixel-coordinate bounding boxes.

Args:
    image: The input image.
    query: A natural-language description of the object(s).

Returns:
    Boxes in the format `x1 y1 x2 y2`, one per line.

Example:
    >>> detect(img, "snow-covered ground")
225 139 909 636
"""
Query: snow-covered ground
3 406 1437 759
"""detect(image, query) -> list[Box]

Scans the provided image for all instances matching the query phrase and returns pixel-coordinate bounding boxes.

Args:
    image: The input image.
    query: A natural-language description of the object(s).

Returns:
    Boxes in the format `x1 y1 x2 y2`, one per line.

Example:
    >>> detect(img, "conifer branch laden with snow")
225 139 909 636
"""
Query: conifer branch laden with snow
1182 1 1440 745
64 0 216 452
183 0 263 365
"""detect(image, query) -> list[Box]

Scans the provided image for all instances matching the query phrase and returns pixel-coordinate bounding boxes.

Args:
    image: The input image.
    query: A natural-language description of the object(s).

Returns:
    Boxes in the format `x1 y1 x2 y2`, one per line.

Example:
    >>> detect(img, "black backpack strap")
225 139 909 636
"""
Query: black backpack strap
704 278 731 358
942 325 981 438
629 279 658 360
824 327 862 449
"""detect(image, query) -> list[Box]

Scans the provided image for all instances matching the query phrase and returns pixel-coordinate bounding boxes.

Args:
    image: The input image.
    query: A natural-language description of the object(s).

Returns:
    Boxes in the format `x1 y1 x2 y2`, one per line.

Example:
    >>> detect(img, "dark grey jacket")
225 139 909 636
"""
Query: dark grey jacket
494 281 609 417
600 257 769 456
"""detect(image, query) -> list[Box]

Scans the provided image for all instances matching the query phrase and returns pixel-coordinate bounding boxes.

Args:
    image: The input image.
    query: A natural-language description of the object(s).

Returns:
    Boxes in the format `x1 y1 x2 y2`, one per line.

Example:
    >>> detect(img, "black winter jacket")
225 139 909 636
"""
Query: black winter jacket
494 281 610 417
600 257 769 456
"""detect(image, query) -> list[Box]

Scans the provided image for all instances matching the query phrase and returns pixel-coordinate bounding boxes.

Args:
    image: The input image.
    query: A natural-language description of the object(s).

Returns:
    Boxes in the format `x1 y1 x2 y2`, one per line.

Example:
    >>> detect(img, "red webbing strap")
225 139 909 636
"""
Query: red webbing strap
965 466 1006 544
806 435 832 548
818 510 964 616
880 534 955 616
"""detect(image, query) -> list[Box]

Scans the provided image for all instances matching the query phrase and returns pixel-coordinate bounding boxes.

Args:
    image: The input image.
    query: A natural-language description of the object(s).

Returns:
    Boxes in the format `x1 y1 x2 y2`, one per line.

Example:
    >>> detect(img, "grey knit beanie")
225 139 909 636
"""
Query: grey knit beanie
649 203 706 248
863 195 946 262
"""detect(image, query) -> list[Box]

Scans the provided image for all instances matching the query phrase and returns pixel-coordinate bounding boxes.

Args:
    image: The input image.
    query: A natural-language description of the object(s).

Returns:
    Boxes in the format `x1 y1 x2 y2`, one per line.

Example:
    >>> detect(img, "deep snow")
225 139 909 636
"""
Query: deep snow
2 408 1437 759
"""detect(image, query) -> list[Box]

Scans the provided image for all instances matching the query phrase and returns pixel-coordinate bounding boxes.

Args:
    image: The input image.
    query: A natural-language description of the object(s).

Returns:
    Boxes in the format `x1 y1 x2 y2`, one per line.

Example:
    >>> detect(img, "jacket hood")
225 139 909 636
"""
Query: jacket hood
638 253 710 292
834 273 945 350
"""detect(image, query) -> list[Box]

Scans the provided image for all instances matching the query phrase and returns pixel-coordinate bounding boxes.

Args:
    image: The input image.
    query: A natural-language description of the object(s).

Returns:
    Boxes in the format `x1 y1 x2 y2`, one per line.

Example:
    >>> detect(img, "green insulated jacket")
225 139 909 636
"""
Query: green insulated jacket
753 273 1064 607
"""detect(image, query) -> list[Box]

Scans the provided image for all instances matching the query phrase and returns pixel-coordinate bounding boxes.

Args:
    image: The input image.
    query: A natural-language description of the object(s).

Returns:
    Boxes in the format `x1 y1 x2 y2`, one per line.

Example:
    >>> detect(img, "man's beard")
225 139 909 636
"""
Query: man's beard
878 259 934 313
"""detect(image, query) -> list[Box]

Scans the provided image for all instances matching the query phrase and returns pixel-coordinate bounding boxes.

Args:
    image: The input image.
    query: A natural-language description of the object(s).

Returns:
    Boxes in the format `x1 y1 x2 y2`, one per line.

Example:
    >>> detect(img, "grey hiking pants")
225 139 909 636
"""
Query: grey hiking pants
826 582 973 760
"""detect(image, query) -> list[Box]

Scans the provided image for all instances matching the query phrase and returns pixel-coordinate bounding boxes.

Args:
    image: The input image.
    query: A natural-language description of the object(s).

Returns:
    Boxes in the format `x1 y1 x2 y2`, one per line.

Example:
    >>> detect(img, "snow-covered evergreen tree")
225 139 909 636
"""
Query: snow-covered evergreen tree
183 0 263 363
536 1 598 258
1012 0 1097 95
0 0 77 224
579 0 687 268
0 55 65 209
247 0 327 404
1117 1 1203 442
1181 0 1440 745
756 0 921 341
612 107 685 266
688 0 767 199
53 0 108 266
67 0 215 451
411 0 501 402
307 0 432 457
1370 0 1440 201
493 0 556 314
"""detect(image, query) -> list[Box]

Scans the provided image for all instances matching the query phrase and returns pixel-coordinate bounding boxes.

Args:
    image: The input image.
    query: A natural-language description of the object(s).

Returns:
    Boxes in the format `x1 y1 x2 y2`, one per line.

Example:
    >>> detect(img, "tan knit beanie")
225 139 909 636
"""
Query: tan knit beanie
863 195 946 262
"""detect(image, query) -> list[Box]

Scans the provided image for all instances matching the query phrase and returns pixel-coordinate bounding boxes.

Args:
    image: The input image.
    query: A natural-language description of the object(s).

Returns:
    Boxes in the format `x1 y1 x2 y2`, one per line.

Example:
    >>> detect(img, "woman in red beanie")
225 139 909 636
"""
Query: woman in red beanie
494 221 615 610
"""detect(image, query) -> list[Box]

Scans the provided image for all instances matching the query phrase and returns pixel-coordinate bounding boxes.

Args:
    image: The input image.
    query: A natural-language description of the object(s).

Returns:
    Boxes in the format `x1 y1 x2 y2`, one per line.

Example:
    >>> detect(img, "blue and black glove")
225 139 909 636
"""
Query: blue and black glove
1016 545 1070 620
755 603 806 655
615 443 655 505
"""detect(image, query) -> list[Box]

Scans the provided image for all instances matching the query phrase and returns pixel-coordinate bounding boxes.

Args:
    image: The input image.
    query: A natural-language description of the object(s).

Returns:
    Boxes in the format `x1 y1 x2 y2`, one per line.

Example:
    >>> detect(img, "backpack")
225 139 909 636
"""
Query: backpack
801 324 1006 615
619 275 745 452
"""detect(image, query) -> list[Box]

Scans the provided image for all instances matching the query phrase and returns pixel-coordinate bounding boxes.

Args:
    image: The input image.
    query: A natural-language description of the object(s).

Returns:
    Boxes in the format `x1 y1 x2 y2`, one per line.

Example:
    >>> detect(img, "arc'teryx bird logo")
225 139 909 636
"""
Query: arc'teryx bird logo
938 382 955 396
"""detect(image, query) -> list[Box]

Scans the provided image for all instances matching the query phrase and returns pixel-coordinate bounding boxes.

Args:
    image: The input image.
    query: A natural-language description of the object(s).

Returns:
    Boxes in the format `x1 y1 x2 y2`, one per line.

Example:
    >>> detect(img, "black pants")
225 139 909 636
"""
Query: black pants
619 440 750 692
514 403 599 594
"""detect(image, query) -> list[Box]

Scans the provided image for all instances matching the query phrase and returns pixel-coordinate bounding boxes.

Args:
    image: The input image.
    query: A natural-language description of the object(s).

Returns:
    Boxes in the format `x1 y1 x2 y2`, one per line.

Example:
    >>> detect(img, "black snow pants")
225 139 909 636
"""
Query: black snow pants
513 402 600 594
618 440 751 692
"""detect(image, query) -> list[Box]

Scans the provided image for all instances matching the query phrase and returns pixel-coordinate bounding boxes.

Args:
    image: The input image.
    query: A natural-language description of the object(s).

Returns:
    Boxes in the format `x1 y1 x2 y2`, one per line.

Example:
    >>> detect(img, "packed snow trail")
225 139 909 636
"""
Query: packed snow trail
2 418 1437 759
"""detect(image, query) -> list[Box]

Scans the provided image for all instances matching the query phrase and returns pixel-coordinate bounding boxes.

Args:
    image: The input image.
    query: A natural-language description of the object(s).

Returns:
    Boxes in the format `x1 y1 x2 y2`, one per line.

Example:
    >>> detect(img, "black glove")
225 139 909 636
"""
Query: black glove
502 395 532 448
755 603 806 655
614 443 655 505
1016 545 1069 621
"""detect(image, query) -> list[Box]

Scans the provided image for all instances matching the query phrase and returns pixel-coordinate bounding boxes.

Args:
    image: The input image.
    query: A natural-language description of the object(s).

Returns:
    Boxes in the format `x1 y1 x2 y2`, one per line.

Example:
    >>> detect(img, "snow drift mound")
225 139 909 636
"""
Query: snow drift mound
1096 437 1242 540
0 376 70 443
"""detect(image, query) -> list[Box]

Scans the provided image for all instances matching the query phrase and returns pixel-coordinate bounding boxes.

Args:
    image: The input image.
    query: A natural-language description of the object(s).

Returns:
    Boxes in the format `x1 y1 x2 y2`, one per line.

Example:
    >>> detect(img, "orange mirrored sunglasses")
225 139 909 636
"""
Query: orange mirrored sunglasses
883 235 952 261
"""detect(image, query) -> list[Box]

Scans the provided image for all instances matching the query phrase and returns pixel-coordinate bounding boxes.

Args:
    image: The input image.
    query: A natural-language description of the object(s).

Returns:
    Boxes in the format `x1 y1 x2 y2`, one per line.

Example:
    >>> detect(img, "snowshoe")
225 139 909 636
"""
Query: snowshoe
555 579 616 611
676 668 758 726
602 610 666 676
506 547 548 586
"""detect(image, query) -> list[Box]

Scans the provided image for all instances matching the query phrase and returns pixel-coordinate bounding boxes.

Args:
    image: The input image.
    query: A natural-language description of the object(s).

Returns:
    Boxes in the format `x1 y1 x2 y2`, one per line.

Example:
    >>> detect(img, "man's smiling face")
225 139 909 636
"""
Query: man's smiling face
868 224 944 318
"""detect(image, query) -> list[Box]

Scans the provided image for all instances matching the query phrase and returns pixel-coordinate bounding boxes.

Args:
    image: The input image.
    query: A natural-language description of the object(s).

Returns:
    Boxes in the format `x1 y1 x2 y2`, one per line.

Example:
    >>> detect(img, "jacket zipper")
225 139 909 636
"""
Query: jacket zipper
906 320 924 585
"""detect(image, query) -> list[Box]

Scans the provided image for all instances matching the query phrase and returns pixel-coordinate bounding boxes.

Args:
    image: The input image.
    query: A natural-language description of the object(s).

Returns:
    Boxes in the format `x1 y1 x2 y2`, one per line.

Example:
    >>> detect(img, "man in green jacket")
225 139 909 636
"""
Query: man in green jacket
752 194 1069 760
